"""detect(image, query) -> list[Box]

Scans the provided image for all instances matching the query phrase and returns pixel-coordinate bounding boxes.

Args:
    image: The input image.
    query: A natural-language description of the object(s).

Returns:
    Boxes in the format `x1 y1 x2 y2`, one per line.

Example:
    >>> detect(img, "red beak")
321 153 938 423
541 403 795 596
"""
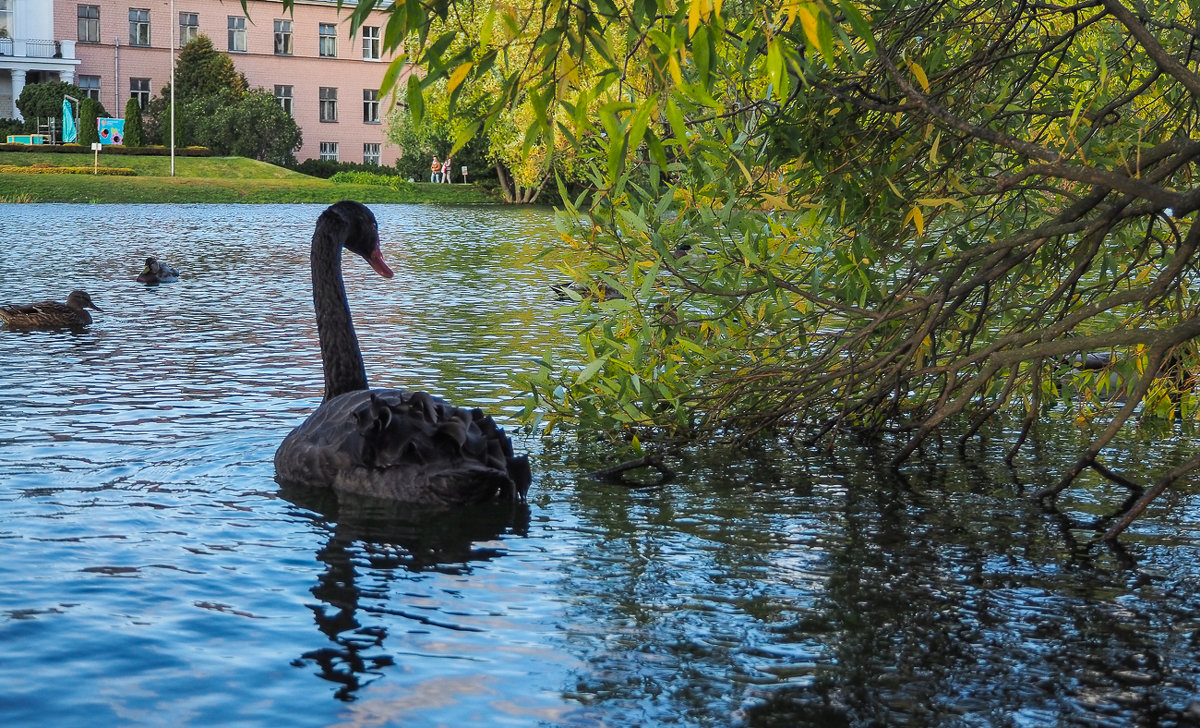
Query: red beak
366 247 394 278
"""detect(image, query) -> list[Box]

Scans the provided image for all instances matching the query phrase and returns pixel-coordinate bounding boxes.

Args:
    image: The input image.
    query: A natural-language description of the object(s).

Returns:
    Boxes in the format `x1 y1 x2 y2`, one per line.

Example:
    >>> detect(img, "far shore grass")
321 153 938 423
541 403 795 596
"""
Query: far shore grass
0 151 501 204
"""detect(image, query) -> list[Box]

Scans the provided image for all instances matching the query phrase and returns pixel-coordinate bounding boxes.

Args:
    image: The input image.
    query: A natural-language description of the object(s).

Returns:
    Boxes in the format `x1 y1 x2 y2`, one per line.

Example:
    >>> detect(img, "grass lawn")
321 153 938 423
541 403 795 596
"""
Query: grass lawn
0 151 501 204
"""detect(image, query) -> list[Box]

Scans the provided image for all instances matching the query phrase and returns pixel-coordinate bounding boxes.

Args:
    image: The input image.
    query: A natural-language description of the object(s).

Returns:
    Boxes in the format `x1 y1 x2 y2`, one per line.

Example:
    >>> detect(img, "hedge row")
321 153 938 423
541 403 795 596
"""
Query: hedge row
0 164 137 176
0 143 211 157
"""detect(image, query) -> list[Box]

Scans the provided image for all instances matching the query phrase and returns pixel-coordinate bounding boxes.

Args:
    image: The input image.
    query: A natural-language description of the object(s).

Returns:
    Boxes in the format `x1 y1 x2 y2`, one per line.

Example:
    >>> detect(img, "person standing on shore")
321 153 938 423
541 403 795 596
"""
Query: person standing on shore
430 156 441 182
442 157 453 183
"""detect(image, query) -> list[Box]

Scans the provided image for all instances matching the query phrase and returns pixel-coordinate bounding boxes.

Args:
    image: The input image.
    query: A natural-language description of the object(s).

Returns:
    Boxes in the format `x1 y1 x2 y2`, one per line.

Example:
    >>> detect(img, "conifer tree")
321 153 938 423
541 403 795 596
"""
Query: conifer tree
122 97 144 148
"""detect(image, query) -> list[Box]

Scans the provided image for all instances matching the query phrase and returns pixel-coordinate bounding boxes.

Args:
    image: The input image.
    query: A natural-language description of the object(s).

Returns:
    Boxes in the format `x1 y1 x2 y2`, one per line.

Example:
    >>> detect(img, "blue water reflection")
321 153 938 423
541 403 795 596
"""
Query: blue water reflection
1 204 1199 727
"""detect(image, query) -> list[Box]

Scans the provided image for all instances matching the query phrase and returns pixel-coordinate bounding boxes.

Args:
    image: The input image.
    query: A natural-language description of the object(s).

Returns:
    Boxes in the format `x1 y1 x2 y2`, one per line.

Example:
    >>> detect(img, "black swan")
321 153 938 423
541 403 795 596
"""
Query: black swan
274 201 531 505
0 290 102 328
137 257 180 284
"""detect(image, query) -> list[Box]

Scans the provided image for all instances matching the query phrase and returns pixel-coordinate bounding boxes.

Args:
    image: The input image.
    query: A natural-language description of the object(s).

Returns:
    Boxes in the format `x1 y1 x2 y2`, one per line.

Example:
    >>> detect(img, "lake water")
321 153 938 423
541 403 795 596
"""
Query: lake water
2 203 1200 727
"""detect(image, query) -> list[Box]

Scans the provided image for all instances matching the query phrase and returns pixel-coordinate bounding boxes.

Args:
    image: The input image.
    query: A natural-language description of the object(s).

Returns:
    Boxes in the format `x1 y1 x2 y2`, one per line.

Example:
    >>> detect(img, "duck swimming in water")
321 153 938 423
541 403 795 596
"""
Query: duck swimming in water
274 201 531 506
137 257 180 284
0 290 102 328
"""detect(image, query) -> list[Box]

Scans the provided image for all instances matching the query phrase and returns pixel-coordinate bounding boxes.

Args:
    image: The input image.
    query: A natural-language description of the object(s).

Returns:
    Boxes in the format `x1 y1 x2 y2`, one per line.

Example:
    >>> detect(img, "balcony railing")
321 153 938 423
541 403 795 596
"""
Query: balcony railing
0 38 77 59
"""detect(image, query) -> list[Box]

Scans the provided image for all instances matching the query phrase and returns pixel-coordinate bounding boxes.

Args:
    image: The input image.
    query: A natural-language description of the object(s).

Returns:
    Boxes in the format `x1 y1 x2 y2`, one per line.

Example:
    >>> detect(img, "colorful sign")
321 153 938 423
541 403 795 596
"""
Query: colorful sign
97 118 125 145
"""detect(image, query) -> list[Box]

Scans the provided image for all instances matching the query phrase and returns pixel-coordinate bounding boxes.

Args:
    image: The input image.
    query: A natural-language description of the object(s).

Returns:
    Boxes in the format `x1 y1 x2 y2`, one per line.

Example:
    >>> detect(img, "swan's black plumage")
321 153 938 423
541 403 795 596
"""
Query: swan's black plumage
274 201 530 505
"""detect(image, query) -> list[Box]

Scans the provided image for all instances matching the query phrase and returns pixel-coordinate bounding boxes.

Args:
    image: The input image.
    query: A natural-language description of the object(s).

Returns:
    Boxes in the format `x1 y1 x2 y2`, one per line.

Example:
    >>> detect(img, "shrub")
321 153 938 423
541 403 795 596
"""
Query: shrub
0 164 136 176
78 98 100 146
0 118 24 140
15 82 109 138
329 170 415 191
122 98 144 148
290 158 401 179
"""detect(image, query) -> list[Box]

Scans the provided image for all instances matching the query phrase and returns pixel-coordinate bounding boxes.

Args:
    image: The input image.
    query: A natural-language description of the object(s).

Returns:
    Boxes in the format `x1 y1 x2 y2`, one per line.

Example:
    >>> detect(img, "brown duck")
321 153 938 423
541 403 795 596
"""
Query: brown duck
0 290 102 328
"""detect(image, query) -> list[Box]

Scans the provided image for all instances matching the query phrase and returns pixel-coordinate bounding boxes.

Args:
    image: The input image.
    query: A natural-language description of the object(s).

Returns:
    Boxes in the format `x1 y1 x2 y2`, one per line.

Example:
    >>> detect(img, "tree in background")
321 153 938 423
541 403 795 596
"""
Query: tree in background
253 0 1200 537
194 88 301 165
77 97 100 147
145 34 299 163
385 108 491 185
15 81 108 139
122 97 144 148
171 34 248 102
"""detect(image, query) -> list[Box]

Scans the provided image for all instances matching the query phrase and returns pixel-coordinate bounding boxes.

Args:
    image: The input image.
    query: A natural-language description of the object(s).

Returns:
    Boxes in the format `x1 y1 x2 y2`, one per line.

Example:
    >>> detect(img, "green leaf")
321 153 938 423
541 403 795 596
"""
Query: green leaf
405 73 424 124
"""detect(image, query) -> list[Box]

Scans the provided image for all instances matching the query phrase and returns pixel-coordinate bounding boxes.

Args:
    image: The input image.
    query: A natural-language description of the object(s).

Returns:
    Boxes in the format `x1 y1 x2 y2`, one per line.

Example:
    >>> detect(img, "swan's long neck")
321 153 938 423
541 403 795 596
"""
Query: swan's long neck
312 228 368 400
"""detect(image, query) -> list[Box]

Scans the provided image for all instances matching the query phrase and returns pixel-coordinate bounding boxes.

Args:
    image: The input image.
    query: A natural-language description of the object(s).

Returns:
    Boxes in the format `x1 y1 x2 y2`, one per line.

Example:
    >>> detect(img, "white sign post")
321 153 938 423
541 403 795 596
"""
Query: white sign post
91 142 102 174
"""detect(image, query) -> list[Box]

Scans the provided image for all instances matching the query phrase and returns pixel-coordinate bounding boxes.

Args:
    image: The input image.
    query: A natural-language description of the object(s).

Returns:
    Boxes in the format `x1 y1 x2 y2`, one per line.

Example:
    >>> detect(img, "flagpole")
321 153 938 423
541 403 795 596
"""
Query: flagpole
169 0 175 177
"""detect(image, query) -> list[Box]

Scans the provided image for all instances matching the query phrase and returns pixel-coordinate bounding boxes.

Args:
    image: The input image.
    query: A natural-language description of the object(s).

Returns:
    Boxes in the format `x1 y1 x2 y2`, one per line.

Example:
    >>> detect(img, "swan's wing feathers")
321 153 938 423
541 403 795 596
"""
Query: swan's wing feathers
276 389 530 504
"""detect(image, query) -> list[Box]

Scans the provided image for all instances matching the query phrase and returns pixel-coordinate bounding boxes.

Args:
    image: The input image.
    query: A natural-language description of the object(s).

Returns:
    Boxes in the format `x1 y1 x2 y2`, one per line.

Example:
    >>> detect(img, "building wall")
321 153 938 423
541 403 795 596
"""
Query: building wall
52 0 409 165
2 0 82 123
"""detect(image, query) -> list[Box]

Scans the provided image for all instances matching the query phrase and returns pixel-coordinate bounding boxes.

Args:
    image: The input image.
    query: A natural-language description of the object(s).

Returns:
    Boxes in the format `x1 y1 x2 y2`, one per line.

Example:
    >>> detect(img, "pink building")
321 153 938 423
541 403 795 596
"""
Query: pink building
46 0 408 165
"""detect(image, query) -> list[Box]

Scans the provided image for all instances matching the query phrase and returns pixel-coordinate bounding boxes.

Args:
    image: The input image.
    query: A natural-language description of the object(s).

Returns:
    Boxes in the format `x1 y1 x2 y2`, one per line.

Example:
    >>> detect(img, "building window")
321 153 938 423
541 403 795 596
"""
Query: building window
318 23 336 58
179 12 198 46
275 85 293 116
362 89 380 124
362 26 380 60
319 87 338 122
0 0 12 41
130 78 150 109
228 16 247 53
129 8 150 46
273 19 292 55
363 143 381 166
320 142 339 161
78 5 100 43
79 75 101 102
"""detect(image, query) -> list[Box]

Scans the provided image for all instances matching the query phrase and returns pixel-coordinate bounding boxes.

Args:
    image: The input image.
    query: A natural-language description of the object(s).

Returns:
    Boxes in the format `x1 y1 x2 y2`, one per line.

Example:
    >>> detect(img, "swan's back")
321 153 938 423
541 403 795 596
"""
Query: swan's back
275 389 530 506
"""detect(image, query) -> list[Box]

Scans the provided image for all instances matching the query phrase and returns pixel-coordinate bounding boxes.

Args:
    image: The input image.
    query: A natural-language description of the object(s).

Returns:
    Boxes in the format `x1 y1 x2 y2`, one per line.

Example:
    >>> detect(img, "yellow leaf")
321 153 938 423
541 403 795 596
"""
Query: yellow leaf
688 0 711 37
915 197 964 209
780 1 800 30
668 54 683 86
447 62 473 95
904 205 925 236
797 5 820 49
908 60 930 93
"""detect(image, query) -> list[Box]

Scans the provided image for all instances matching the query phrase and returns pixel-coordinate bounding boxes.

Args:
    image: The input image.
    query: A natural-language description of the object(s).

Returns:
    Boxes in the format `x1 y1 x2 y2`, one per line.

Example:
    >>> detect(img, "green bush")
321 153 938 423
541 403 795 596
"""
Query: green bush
122 98 144 148
78 98 100 146
0 143 211 156
15 82 109 138
291 158 401 179
329 170 414 191
0 118 23 140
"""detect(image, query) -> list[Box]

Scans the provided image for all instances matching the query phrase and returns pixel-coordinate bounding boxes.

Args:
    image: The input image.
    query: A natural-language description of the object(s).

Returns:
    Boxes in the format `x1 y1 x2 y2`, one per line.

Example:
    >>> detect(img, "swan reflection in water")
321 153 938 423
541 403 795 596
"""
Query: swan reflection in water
280 485 530 700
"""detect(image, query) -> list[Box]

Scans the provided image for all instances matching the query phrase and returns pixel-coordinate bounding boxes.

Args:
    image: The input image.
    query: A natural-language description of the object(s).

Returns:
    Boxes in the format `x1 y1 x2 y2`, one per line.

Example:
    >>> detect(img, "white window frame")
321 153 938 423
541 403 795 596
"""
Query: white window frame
78 5 100 44
362 89 380 124
130 77 151 109
320 142 339 161
319 87 338 123
179 12 199 47
129 8 150 47
79 75 101 102
363 143 381 165
275 85 293 116
228 16 247 53
274 19 292 55
362 26 381 60
318 23 336 58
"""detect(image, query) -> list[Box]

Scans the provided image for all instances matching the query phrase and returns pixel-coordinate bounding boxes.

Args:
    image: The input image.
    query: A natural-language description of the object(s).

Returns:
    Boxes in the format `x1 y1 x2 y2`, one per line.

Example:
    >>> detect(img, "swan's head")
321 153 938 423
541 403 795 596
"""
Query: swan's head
66 290 102 312
323 200 394 279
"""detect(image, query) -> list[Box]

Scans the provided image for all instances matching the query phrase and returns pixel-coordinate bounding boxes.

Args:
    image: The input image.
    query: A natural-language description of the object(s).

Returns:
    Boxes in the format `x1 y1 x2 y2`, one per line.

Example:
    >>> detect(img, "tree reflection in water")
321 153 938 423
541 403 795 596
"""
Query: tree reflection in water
279 485 530 701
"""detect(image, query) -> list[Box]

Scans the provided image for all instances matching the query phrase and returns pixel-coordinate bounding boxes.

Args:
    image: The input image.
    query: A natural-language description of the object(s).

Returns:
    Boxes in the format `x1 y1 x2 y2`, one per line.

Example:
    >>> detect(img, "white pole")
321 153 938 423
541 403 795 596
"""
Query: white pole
169 0 175 177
